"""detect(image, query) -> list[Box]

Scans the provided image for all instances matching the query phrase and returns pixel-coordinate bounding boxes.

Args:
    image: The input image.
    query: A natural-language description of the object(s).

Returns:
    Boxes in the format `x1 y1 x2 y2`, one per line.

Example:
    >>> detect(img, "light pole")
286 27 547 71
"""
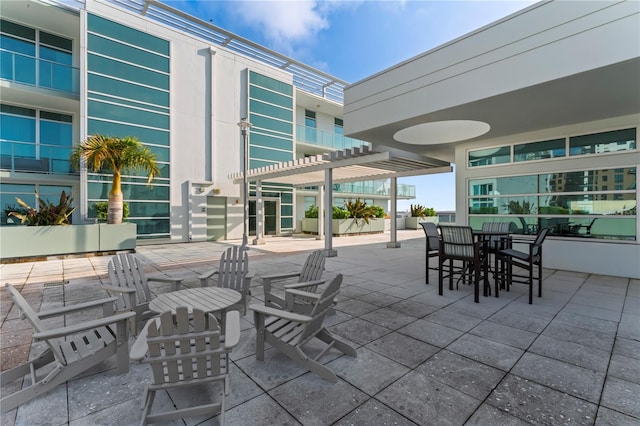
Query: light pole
237 118 252 247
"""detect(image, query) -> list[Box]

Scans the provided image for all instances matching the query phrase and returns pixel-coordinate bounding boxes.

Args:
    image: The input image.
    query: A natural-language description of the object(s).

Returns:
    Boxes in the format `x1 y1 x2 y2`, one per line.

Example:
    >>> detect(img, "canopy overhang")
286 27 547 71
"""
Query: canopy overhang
230 145 452 185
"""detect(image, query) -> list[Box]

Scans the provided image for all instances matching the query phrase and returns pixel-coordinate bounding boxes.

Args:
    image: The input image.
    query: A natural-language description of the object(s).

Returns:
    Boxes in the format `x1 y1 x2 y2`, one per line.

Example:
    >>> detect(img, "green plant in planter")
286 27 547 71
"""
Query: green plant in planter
344 198 376 224
305 205 319 218
332 206 350 219
410 204 426 218
92 201 129 222
424 207 436 217
370 205 386 218
8 191 76 226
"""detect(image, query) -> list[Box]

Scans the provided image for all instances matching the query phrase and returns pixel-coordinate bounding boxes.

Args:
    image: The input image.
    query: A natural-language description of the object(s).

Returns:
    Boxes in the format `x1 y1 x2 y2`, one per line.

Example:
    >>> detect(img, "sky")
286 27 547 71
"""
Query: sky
168 0 535 211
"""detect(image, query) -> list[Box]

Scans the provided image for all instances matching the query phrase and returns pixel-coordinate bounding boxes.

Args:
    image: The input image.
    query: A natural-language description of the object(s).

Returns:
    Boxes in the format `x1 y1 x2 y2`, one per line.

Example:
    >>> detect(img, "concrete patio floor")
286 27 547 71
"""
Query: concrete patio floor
1 230 639 425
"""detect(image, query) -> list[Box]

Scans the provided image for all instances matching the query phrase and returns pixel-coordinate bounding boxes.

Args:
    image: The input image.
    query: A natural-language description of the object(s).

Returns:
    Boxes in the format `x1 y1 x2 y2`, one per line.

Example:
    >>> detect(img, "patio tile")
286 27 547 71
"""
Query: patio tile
487 310 549 333
424 309 482 332
618 313 640 341
442 299 503 320
334 299 379 316
562 302 622 322
234 348 306 390
595 406 640 426
554 311 619 334
543 321 615 351
486 374 597 425
268 374 368 426
469 320 537 350
328 318 390 346
600 376 640 418
398 318 464 348
223 393 300 425
376 370 481 426
408 291 458 308
14 383 68 426
512 352 605 403
356 291 402 307
334 399 418 426
623 296 640 315
528 334 611 372
608 354 640 385
465 404 530 426
446 334 524 371
327 346 409 395
387 299 439 318
339 285 373 299
415 350 505 400
68 397 153 426
365 331 439 369
360 307 416 330
613 336 640 360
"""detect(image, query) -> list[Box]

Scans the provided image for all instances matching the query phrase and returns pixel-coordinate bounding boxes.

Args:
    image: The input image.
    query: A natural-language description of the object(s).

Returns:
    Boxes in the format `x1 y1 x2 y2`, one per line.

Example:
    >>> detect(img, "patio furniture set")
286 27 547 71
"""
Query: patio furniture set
420 222 550 305
1 248 357 424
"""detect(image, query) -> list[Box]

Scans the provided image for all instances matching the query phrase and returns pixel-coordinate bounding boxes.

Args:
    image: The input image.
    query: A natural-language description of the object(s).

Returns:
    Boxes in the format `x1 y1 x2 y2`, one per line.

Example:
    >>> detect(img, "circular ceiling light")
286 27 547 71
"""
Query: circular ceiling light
393 120 490 145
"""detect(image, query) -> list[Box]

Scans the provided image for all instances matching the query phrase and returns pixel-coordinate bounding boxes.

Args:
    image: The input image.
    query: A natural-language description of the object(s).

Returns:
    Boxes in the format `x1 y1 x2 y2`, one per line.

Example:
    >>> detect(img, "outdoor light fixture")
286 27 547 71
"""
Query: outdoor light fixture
237 117 252 247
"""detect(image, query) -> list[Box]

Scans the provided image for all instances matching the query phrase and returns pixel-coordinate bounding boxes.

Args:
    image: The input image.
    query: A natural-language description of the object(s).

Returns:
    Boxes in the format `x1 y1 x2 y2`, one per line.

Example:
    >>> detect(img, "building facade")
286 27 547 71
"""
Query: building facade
0 0 414 244
344 1 639 278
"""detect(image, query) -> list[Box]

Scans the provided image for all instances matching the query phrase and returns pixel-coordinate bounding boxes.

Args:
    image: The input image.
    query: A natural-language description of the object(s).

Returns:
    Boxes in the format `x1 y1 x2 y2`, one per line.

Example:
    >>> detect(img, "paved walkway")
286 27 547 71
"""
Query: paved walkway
1 231 639 425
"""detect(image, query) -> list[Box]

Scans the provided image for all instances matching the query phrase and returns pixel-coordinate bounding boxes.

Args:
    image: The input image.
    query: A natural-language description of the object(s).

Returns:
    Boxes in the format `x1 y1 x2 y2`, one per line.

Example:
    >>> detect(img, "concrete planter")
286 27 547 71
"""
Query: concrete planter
301 218 384 236
405 216 438 229
0 223 136 260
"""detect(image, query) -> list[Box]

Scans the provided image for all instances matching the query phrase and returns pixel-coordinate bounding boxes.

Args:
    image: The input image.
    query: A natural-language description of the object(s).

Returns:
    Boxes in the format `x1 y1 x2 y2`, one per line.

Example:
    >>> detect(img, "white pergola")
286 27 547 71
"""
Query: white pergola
230 145 452 256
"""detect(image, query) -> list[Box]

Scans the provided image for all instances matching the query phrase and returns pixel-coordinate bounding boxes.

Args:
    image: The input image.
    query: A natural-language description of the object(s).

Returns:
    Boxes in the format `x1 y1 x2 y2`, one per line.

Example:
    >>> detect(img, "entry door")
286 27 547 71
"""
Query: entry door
206 196 226 241
249 200 278 236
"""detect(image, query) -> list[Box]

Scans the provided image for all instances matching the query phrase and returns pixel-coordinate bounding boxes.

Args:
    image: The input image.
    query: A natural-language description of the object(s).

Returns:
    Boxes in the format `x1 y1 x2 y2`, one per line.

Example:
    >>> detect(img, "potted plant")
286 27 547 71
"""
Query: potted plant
301 200 385 235
70 134 159 224
405 204 437 229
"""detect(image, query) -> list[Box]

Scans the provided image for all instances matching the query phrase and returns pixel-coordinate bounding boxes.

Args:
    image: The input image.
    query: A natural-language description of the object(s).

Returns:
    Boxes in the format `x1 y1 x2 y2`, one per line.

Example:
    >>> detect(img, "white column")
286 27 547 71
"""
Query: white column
324 168 337 257
387 177 401 248
317 185 324 240
253 180 265 245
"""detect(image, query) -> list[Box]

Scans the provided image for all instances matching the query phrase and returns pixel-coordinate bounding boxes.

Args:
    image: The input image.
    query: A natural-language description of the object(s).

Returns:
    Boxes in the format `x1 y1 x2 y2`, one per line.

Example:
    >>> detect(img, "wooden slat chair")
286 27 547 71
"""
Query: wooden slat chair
497 227 551 304
420 222 440 285
102 253 183 335
130 308 240 426
0 284 134 414
261 249 326 312
438 225 489 303
199 246 253 315
250 274 357 383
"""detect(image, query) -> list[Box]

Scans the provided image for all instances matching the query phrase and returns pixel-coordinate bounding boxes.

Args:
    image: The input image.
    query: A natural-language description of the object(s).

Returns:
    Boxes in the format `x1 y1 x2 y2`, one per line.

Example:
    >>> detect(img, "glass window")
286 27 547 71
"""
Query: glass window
514 138 565 162
305 110 316 128
468 146 510 167
570 128 636 156
539 168 635 192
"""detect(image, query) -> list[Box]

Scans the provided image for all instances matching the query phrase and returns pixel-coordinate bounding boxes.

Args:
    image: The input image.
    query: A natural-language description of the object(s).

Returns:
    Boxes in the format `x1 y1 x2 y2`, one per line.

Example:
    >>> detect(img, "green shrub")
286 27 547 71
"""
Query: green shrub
332 206 350 219
8 191 76 226
370 205 386 218
304 204 319 218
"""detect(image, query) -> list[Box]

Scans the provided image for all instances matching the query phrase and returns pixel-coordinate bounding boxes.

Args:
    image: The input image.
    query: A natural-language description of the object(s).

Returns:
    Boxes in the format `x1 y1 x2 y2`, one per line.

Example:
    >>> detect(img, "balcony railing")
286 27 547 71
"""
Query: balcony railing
296 124 370 151
0 140 75 174
0 49 79 94
301 181 416 199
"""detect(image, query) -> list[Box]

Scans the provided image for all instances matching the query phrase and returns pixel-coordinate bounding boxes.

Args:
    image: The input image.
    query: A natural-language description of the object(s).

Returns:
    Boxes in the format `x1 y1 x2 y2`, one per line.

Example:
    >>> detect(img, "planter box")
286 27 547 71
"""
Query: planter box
301 218 384 236
405 216 438 229
0 223 137 260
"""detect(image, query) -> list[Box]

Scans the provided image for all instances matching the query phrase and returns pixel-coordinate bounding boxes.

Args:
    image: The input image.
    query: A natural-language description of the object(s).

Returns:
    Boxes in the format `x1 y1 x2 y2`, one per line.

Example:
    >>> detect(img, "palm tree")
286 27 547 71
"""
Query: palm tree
70 134 159 224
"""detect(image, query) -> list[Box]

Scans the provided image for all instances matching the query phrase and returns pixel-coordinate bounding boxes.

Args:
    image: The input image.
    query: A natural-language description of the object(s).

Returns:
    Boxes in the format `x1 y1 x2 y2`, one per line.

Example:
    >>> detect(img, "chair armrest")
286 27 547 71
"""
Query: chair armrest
246 270 255 280
285 288 321 308
261 271 301 282
147 276 183 290
33 311 135 341
129 317 160 361
101 285 136 294
249 303 312 323
283 279 325 290
36 297 119 319
223 311 241 350
198 268 219 281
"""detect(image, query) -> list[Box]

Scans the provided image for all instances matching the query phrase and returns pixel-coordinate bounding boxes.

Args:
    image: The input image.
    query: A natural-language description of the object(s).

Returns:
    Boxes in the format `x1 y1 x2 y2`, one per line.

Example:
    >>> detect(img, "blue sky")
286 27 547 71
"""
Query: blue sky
169 0 534 211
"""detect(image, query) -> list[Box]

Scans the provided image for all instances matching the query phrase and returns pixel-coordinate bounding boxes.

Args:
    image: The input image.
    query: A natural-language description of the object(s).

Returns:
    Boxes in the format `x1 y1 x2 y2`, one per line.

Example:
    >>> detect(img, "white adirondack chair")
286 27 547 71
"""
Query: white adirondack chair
250 274 356 382
0 284 134 414
199 246 253 314
130 308 240 425
261 249 326 312
102 253 183 334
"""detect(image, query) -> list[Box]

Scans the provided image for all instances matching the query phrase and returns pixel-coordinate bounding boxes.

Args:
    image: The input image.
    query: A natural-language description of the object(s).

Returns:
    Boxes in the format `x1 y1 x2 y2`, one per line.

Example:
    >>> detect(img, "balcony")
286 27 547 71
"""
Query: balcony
0 140 75 174
0 49 79 94
296 124 370 151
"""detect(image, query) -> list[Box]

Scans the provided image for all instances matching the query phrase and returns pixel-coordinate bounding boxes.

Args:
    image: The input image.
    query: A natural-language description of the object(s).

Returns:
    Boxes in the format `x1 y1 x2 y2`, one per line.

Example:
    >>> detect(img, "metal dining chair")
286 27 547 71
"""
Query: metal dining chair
420 222 440 285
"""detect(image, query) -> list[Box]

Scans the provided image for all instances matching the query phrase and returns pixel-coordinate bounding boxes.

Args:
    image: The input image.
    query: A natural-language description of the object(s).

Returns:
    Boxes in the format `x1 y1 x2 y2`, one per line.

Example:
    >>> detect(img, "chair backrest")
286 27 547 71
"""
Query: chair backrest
5 284 66 365
420 222 440 251
298 250 325 283
532 227 551 257
439 225 474 258
217 246 249 291
482 222 511 243
297 274 343 346
108 253 152 310
145 307 226 385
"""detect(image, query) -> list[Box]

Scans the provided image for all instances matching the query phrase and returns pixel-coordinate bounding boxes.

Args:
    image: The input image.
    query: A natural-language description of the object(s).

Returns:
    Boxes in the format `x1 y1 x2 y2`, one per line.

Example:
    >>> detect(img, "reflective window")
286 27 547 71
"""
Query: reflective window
468 146 510 167
514 138 565 162
570 128 636 156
